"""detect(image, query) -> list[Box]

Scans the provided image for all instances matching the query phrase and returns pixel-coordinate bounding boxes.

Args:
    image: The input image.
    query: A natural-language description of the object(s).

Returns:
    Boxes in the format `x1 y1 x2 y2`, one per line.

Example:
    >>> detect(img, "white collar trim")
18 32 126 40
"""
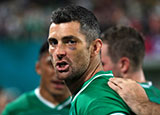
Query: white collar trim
34 88 71 110
72 73 113 102
140 81 152 88
35 88 56 109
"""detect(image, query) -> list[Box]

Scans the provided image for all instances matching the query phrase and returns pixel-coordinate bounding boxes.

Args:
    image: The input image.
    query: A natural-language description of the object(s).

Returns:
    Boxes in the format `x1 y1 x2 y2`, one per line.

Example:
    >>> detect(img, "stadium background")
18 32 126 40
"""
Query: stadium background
0 0 160 95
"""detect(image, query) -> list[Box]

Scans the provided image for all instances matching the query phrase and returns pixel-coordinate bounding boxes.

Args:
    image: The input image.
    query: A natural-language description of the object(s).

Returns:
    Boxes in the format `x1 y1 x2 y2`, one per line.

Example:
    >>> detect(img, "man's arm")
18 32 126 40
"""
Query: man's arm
108 78 160 115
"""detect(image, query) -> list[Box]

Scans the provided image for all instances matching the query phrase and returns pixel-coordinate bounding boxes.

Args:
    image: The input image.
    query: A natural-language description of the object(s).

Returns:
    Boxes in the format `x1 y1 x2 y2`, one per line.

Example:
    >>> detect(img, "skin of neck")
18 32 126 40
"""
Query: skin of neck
40 86 71 106
124 67 146 83
67 55 103 95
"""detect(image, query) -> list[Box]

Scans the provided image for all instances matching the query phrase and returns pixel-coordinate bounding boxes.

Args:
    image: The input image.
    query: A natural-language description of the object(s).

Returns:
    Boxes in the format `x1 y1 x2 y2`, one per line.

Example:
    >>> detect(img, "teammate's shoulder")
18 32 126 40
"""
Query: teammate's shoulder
11 90 34 104
93 70 114 80
140 82 160 94
2 90 35 114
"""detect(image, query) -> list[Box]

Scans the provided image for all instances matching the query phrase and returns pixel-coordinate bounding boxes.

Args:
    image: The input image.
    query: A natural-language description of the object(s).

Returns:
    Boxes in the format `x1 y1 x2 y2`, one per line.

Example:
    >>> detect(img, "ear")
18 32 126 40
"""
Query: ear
118 57 130 74
90 39 102 57
35 61 41 75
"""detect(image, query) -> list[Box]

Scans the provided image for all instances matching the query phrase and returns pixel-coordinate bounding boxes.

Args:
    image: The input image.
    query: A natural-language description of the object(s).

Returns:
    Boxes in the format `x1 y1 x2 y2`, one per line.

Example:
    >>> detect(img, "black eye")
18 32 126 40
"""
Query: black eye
49 39 58 46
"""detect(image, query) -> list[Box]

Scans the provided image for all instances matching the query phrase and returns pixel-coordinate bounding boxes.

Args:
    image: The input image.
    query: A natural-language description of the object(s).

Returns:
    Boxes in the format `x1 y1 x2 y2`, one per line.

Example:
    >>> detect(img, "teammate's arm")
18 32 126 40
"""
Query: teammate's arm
108 78 160 115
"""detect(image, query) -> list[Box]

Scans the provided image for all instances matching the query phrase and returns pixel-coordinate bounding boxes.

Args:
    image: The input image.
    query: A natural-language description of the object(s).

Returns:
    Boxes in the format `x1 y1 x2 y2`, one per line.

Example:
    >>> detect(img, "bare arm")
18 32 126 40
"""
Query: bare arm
108 78 160 115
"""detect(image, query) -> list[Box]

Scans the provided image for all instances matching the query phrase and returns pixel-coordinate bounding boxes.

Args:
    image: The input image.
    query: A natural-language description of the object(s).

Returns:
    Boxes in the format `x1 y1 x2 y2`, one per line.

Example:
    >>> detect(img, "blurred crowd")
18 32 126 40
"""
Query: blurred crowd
0 0 160 55
0 87 20 113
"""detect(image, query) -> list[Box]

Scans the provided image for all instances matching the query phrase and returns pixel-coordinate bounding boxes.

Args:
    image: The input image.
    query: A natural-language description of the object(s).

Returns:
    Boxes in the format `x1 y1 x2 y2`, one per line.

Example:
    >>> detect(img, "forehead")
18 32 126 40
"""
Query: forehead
49 21 84 39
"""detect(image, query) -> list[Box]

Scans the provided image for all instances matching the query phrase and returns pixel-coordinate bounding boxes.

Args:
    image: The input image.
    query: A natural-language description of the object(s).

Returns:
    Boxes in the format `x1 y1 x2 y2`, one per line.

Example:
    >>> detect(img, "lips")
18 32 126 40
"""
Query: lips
56 61 69 72
51 80 65 89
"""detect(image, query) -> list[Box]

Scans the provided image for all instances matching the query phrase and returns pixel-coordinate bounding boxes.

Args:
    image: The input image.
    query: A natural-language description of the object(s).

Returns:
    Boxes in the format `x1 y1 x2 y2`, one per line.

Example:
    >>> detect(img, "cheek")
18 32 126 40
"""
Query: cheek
49 48 56 62
112 65 121 77
78 51 90 66
103 64 112 71
77 48 89 58
70 49 90 66
49 48 53 57
49 45 53 53
69 47 76 50
102 58 114 71
41 66 49 74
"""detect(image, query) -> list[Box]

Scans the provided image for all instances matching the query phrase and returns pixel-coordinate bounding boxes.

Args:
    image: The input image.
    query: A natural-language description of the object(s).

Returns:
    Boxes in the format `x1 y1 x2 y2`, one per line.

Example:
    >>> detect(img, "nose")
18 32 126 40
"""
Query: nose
56 44 66 60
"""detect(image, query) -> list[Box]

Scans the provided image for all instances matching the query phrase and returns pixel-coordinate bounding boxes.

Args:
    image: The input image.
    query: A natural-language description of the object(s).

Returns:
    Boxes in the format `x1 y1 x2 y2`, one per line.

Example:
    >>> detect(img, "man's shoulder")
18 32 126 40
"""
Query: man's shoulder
2 90 35 114
79 71 115 98
71 71 132 115
83 70 113 87
94 70 113 78
140 82 160 104
7 90 35 106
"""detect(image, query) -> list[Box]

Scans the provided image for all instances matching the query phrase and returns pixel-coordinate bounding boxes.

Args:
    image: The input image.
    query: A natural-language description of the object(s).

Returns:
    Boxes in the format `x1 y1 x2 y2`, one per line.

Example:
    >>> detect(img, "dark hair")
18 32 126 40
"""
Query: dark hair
38 41 49 60
51 5 100 44
101 25 145 71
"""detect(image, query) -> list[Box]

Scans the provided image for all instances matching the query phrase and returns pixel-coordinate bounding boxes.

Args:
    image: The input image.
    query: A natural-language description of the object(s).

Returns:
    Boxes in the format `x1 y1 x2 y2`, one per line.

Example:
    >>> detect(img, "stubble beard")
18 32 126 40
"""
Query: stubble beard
65 58 90 87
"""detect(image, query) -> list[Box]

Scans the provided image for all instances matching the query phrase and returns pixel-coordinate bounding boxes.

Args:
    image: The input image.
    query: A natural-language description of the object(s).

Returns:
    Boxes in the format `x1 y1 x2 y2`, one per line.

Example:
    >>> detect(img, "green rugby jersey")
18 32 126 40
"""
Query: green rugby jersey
140 82 160 104
2 88 71 115
70 71 134 115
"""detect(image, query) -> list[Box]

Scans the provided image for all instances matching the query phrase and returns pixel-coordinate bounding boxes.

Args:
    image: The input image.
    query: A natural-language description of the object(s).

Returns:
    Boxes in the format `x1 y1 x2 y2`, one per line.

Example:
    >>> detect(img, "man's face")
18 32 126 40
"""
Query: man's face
101 43 121 76
48 21 91 81
36 53 69 95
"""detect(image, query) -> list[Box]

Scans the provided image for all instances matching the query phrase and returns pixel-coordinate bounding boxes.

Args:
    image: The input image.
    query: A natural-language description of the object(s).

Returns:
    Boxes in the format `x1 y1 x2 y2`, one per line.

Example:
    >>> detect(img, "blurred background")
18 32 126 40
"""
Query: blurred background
0 0 160 108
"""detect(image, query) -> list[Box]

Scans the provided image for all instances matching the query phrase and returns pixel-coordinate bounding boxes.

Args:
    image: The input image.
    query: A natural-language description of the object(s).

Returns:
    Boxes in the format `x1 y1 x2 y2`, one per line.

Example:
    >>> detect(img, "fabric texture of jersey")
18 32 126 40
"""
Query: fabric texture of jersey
139 81 160 104
2 88 71 115
70 71 135 115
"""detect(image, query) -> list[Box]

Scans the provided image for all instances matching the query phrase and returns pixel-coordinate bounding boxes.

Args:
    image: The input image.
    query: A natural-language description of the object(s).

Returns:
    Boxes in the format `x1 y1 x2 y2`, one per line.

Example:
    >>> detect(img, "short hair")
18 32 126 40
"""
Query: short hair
51 5 100 44
38 41 49 60
101 25 145 71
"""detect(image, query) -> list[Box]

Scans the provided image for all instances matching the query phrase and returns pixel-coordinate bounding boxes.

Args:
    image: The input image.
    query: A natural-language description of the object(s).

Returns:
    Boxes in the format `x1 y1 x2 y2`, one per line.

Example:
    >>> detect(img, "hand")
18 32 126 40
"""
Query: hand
108 78 150 115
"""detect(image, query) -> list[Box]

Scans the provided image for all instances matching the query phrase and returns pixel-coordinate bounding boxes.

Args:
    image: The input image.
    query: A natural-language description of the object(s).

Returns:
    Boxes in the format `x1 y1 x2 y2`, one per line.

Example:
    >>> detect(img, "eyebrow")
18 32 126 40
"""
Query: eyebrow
48 35 79 43
48 35 77 39
48 37 56 40
62 35 78 40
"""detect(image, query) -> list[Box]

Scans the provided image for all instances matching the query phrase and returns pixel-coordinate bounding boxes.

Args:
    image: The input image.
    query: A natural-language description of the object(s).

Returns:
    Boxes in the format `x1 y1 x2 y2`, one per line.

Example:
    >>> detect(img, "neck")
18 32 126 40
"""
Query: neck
40 87 70 106
125 68 146 83
67 57 103 95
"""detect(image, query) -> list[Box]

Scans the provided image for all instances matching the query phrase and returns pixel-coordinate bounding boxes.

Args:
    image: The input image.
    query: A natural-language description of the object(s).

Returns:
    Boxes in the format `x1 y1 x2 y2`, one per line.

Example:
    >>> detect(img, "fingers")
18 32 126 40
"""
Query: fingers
109 77 137 88
109 78 124 84
108 78 137 94
108 78 125 89
108 79 122 93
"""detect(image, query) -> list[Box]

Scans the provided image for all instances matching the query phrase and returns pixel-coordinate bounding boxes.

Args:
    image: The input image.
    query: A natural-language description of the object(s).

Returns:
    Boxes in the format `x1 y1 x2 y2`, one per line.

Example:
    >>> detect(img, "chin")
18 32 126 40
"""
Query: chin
51 90 66 96
57 72 71 80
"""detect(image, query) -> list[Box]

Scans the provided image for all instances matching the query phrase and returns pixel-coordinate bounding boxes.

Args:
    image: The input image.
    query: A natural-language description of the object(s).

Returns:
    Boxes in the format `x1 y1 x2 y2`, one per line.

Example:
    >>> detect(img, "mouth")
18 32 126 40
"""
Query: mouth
56 61 69 72
51 80 65 89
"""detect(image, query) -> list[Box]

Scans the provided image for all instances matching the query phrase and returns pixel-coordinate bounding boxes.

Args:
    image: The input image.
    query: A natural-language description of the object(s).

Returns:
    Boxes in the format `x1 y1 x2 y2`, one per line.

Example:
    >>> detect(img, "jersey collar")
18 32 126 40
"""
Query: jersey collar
34 88 71 110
